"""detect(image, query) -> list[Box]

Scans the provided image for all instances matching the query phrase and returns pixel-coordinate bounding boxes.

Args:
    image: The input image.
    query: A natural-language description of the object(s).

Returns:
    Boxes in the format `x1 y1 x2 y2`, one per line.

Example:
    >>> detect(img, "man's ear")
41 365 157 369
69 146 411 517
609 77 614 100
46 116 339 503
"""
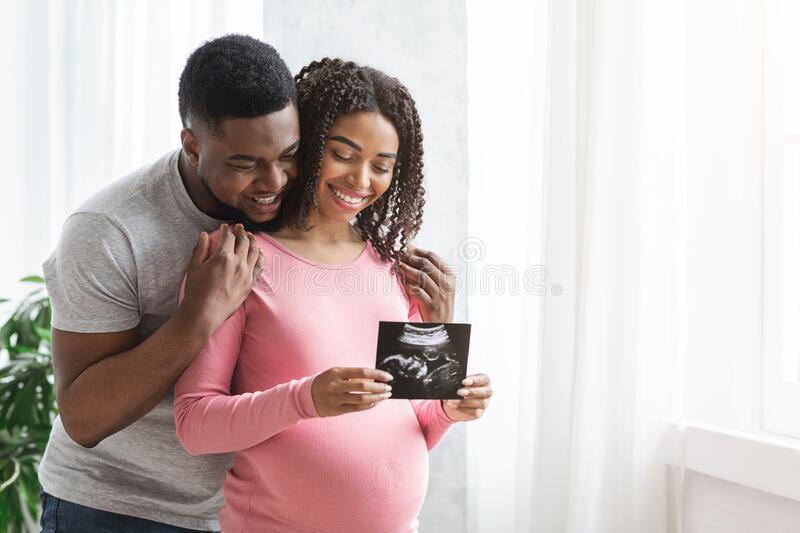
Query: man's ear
180 127 200 166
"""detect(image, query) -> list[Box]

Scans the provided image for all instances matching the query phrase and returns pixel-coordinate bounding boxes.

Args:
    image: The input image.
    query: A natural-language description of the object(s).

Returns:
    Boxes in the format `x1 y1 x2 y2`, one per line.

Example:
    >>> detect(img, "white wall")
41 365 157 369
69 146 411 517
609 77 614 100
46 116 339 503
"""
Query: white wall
683 471 800 533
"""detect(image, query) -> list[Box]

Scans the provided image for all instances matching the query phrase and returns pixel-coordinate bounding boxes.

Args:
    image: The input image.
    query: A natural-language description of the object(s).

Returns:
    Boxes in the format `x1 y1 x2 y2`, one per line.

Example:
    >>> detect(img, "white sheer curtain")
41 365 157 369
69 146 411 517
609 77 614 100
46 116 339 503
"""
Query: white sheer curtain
466 0 765 532
0 0 264 301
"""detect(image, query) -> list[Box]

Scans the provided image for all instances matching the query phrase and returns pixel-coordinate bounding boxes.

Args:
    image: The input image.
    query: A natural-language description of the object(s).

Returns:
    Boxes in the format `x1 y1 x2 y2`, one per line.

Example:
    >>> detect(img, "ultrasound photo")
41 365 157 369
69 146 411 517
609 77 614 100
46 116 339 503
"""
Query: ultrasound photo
374 322 471 400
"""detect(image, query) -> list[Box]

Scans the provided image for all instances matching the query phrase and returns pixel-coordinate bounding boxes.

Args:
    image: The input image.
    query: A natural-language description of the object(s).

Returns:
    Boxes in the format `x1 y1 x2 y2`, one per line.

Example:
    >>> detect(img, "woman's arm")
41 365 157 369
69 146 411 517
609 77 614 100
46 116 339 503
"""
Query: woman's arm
410 398 456 450
173 294 319 456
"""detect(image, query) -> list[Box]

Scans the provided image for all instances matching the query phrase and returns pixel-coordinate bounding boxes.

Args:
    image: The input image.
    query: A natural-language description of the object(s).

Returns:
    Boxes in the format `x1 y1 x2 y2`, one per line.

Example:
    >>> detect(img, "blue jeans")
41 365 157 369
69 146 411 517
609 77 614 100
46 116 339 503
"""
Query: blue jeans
39 491 217 533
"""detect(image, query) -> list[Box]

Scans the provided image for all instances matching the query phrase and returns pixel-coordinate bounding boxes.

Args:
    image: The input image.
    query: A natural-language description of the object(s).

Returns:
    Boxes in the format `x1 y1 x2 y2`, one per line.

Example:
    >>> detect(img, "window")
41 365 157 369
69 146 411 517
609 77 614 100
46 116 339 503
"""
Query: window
763 0 800 438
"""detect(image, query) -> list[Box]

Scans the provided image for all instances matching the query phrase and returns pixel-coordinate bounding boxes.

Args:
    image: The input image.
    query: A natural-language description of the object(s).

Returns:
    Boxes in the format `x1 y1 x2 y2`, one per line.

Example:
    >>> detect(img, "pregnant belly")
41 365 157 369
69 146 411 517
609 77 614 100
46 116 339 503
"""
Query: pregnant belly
226 400 430 533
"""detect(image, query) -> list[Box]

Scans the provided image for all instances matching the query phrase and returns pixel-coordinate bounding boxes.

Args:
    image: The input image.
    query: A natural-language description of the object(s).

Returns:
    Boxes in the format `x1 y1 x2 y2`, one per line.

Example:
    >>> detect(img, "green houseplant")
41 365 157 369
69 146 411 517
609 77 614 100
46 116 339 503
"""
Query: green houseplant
0 276 56 532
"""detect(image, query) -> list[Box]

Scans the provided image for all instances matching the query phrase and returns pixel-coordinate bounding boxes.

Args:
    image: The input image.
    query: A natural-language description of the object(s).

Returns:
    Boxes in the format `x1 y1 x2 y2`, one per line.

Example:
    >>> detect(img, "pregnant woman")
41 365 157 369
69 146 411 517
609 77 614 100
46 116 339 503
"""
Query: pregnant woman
173 59 493 532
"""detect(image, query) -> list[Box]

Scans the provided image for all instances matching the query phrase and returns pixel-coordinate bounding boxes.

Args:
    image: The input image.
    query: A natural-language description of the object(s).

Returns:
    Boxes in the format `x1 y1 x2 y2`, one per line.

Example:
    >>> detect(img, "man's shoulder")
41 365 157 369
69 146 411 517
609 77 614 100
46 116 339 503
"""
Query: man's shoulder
72 150 180 221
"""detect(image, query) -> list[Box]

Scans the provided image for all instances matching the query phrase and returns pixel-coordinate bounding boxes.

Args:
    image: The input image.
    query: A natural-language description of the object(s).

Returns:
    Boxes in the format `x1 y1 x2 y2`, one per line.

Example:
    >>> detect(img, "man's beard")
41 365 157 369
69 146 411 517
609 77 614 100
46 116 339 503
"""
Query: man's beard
199 174 284 234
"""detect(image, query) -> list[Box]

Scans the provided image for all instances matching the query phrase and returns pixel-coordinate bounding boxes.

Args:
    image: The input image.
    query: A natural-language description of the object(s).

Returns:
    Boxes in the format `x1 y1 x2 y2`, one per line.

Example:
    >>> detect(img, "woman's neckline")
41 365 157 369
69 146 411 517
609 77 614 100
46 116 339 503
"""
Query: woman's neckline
260 233 370 270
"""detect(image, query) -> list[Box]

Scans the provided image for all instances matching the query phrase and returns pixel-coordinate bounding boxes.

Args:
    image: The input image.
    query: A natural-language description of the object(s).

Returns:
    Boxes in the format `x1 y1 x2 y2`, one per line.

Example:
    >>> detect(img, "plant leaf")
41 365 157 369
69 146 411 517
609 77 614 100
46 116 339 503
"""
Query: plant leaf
0 459 20 492
0 275 55 531
34 327 51 343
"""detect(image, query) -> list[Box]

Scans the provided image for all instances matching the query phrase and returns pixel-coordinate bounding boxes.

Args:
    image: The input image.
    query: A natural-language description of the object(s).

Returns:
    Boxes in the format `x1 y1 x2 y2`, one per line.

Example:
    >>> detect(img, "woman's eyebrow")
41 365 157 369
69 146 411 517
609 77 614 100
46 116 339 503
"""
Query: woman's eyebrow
328 136 396 159
328 135 361 151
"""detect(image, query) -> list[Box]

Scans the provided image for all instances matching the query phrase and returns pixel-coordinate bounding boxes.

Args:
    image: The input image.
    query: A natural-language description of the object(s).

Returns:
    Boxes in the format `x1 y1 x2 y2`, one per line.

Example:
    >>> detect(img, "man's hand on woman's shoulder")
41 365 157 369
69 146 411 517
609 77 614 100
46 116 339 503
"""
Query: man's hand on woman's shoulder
398 246 455 323
179 223 264 335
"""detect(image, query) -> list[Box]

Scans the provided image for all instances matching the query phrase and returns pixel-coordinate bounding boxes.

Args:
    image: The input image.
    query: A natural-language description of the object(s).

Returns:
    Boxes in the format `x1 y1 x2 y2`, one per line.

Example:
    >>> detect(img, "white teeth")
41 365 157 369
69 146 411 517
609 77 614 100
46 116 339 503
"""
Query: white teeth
330 186 366 205
252 196 277 205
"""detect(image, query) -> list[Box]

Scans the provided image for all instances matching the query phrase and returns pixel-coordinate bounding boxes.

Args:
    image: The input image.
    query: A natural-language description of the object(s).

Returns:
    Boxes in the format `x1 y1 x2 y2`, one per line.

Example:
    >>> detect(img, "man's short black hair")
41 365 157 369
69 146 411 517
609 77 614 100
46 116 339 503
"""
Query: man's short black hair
178 34 296 132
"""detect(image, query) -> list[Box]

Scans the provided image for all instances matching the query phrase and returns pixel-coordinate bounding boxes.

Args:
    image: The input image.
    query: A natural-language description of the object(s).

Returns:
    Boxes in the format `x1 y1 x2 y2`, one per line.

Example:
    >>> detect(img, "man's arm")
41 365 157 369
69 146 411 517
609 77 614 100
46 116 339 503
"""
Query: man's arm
53 312 209 447
52 223 262 448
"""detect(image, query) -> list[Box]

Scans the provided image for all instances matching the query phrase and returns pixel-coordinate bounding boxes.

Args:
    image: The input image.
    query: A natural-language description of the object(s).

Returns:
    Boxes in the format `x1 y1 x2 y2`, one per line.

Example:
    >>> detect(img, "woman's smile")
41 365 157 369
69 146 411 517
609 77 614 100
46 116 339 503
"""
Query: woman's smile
326 183 372 210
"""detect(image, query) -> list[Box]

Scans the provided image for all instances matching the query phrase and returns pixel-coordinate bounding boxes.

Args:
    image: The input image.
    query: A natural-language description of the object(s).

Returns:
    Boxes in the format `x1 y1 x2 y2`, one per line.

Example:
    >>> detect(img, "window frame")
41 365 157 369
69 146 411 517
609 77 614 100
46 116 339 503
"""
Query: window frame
762 0 800 438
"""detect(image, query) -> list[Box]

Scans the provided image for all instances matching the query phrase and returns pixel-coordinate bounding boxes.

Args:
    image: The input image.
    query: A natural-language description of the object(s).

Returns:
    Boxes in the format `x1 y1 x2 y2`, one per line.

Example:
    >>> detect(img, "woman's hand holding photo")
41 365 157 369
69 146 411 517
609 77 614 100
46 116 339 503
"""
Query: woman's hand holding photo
442 373 493 422
311 367 395 417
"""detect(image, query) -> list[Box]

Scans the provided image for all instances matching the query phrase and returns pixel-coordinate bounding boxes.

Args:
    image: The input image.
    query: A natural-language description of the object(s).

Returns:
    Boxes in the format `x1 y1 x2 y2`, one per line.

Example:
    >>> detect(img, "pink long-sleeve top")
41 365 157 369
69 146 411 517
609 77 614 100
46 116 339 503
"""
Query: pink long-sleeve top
173 233 455 533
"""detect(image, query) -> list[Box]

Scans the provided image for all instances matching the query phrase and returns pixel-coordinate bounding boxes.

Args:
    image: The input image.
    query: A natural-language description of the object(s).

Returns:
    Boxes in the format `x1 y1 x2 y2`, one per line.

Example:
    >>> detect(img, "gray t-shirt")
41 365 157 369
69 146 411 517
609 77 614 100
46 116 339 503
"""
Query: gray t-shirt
39 149 233 530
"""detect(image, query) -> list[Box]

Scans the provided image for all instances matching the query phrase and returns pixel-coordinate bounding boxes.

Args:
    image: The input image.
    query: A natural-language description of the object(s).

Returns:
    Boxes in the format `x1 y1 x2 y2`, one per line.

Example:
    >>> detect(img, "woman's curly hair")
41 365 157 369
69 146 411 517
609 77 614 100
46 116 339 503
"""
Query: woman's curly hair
282 58 426 263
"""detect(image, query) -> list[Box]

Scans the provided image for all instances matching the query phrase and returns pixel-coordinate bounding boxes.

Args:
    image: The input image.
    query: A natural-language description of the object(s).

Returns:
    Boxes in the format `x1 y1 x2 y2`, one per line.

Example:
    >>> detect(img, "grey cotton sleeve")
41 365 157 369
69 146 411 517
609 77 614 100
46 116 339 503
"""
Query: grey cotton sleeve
43 212 140 333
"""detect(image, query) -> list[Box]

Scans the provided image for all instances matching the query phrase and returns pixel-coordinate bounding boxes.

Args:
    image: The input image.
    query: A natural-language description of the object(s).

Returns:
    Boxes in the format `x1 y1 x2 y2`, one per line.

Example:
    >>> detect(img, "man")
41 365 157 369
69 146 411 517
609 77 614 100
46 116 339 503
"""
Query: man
39 35 454 532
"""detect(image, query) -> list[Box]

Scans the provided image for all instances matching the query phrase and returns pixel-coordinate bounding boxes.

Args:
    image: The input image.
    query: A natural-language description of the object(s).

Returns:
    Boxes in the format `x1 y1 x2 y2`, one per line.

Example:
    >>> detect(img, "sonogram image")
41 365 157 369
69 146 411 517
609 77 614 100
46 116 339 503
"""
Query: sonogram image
375 322 471 399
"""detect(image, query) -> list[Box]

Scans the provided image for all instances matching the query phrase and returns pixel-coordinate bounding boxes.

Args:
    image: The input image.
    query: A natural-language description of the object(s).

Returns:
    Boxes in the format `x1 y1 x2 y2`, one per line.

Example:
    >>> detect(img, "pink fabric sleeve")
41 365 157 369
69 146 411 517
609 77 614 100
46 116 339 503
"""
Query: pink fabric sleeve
410 399 456 450
404 284 456 450
173 280 319 456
